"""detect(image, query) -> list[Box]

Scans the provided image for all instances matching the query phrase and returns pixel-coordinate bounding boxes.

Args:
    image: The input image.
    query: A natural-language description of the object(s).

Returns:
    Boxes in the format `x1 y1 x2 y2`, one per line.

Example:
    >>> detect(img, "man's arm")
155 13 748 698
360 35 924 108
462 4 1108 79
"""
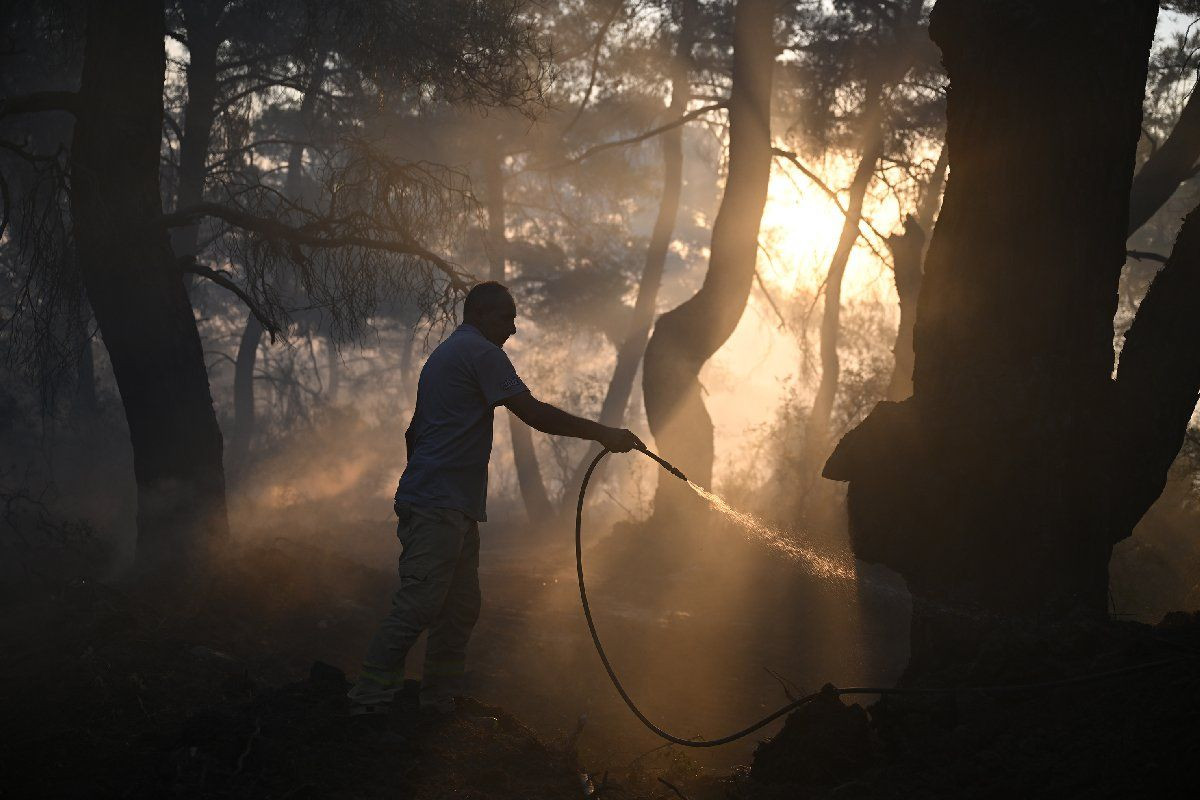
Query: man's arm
504 391 642 452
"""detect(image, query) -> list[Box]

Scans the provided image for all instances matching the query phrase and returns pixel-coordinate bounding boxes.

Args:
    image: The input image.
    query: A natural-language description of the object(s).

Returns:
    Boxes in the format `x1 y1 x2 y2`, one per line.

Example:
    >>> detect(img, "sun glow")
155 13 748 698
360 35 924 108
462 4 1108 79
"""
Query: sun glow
756 153 901 302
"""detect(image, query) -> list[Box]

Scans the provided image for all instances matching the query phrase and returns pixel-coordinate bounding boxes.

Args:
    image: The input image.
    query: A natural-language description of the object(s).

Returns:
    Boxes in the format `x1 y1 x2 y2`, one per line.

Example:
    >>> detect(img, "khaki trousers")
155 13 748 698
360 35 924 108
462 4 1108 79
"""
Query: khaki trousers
349 503 481 707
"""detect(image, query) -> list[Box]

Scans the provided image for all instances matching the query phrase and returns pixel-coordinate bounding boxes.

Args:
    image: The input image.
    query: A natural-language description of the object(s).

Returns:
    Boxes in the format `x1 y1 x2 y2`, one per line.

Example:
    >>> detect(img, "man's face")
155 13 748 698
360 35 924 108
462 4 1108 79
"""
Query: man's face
476 294 518 348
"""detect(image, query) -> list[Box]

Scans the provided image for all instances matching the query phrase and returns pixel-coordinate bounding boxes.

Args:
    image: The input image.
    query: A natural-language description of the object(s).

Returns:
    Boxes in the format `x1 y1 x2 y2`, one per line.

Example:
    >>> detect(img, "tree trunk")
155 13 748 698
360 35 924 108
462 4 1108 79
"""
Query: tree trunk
485 143 554 522
564 0 697 497
823 0 1159 668
228 312 262 469
883 216 926 402
642 0 774 507
800 78 885 475
70 0 229 571
227 55 325 471
172 0 220 259
326 341 340 405
885 144 945 401
1128 81 1200 237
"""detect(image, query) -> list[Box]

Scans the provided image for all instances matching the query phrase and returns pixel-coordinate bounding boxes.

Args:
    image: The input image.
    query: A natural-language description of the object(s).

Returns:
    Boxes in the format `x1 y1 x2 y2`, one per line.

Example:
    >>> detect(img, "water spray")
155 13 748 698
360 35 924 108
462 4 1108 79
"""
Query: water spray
575 448 1190 748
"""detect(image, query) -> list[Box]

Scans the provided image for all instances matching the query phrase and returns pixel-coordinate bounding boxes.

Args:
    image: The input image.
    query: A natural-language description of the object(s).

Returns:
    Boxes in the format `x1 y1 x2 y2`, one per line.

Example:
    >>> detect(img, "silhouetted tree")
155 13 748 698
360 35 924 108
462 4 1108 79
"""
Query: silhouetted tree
642 0 776 505
825 0 1175 670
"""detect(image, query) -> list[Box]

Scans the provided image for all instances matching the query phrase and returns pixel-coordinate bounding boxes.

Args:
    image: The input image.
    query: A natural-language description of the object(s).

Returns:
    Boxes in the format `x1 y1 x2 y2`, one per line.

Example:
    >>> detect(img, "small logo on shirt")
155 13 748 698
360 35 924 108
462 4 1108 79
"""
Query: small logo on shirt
501 376 523 391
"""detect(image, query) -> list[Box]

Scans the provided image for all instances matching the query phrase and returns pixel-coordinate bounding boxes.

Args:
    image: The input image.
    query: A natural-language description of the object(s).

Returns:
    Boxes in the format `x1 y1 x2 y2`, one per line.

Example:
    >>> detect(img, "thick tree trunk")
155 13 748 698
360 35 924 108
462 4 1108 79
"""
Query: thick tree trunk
565 0 697 497
824 0 1159 667
70 0 229 570
641 0 774 508
800 79 885 473
485 144 554 522
172 0 220 259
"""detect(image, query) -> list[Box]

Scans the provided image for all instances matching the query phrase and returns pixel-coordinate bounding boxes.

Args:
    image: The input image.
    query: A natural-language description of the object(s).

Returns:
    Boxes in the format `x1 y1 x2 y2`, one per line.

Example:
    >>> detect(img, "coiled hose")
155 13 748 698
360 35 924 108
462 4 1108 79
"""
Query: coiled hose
575 447 1187 748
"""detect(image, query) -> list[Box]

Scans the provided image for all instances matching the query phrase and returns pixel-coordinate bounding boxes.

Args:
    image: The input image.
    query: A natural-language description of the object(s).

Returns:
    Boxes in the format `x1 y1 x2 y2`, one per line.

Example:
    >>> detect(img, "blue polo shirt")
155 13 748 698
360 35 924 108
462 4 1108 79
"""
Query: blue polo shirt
394 323 528 521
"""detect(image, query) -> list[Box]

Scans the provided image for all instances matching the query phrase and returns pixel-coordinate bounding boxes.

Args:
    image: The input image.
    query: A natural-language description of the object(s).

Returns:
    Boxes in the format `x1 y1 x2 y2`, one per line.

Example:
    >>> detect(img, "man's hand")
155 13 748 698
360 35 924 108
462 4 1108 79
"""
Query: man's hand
597 426 643 453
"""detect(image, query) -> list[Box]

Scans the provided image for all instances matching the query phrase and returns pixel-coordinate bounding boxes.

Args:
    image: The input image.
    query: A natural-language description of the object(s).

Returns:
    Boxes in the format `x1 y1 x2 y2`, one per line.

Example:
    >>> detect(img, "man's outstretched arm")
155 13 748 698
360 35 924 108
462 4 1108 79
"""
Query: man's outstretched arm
504 391 642 453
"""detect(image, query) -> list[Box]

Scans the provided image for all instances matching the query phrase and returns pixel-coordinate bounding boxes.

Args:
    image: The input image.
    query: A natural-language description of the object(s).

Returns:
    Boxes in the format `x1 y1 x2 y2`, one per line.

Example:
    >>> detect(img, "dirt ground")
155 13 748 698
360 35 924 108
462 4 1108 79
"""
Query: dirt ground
3 526 1198 798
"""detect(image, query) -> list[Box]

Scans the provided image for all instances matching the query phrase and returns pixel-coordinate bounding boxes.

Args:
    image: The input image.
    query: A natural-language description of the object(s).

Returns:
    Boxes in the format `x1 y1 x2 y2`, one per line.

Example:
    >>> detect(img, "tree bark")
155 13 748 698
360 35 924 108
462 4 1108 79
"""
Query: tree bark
565 0 697 497
485 143 554 522
642 0 775 506
824 0 1159 666
70 0 229 570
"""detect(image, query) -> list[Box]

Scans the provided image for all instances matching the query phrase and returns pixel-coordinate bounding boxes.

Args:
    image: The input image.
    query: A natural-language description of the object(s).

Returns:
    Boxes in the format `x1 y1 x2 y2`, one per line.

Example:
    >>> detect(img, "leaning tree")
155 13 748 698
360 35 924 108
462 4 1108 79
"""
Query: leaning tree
823 0 1200 670
641 0 776 507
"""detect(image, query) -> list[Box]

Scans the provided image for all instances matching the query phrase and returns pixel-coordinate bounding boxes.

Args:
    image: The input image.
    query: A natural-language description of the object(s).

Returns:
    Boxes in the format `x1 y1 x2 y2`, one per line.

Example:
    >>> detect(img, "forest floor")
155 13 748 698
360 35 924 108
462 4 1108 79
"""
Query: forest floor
1 528 1198 798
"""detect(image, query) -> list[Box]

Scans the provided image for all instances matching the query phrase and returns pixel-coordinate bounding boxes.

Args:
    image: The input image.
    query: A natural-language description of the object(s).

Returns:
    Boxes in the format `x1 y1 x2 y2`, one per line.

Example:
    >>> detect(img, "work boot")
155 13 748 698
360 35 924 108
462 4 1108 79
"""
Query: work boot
347 665 403 715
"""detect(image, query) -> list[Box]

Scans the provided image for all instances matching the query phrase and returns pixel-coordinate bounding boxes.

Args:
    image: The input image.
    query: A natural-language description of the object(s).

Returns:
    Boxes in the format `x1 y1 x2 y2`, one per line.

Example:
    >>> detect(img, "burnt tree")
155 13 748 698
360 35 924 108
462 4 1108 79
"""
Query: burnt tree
824 0 1171 667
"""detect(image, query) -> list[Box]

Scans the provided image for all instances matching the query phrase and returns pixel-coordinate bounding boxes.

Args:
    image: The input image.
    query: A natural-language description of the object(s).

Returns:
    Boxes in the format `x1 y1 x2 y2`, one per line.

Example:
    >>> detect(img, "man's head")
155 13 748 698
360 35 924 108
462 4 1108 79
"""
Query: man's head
463 281 517 347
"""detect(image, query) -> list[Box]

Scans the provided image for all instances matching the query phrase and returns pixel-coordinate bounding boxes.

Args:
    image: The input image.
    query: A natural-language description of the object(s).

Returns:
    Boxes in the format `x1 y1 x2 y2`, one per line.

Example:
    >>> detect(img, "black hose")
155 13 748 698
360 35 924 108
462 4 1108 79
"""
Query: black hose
575 448 1189 748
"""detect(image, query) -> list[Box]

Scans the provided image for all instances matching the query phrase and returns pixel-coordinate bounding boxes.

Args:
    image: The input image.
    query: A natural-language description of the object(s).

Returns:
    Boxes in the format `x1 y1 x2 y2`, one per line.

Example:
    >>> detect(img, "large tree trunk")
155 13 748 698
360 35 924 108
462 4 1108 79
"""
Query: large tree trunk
823 0 1159 669
641 0 774 507
70 0 229 571
564 0 697 497
485 143 554 522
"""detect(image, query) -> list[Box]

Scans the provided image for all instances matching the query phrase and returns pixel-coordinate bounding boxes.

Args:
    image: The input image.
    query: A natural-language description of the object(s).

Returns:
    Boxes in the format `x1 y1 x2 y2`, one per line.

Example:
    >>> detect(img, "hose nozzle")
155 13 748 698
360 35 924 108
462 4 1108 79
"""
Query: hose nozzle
635 445 688 483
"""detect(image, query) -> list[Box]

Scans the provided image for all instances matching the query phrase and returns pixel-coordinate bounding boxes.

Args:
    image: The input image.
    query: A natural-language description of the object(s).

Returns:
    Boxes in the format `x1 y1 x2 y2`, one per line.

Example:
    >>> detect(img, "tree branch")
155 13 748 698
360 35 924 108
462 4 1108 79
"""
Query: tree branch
772 146 891 262
0 91 80 119
1127 249 1168 264
162 202 472 290
179 257 283 343
542 102 727 170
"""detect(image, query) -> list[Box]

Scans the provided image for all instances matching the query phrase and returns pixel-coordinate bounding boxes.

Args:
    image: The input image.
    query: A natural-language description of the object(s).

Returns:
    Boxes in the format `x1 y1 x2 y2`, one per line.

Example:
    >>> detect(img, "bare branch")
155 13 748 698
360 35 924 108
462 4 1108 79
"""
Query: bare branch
772 146 891 263
541 102 727 170
560 0 626 137
179 257 283 343
1127 249 1168 264
162 201 472 290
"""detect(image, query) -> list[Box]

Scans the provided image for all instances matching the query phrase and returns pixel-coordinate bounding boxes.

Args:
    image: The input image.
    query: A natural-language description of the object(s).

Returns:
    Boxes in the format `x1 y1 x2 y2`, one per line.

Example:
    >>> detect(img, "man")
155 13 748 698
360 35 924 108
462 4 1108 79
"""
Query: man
348 281 642 714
